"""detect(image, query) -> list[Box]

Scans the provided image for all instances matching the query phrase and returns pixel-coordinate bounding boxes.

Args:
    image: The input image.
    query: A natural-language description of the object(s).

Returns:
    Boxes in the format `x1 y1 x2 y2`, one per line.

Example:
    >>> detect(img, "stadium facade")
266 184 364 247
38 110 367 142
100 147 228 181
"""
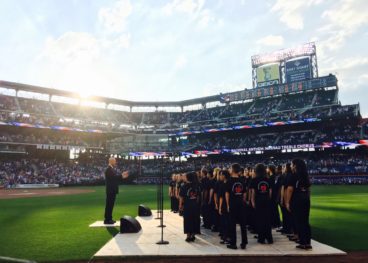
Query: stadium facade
0 43 368 186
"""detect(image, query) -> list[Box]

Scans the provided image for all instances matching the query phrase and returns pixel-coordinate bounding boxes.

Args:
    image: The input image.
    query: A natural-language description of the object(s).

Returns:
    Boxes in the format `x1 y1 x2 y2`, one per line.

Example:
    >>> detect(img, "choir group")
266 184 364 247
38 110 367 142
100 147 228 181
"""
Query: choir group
169 159 312 250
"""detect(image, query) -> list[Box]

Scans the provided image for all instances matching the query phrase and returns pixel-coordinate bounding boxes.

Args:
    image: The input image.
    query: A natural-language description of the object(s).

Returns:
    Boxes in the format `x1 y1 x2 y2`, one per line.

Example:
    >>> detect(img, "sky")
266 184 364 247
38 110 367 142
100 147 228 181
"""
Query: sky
0 0 367 115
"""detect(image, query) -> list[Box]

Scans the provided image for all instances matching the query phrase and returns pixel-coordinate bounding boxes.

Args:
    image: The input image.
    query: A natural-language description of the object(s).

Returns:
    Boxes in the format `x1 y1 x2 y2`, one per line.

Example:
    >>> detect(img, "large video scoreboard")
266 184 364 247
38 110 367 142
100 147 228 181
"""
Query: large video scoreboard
251 42 318 88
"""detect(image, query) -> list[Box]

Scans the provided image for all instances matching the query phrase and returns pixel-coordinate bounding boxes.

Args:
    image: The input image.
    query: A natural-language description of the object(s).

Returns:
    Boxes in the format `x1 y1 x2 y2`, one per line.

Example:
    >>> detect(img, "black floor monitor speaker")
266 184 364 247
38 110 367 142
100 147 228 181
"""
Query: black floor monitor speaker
120 216 142 233
138 204 152 217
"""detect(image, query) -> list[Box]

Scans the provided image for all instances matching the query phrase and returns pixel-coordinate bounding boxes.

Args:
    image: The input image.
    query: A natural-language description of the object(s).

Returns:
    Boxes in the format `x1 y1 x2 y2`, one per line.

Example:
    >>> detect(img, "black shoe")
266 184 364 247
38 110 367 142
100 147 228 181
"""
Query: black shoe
191 236 196 241
257 240 266 244
220 240 229 244
185 237 192 242
289 237 298 241
240 243 247 249
227 244 237 250
296 244 312 250
253 235 258 239
267 239 274 244
104 220 116 224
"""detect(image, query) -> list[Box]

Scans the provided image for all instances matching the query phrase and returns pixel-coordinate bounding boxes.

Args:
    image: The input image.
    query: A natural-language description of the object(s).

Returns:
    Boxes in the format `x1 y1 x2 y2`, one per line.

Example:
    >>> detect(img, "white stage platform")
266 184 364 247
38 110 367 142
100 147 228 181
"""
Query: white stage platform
93 210 346 258
89 221 120 227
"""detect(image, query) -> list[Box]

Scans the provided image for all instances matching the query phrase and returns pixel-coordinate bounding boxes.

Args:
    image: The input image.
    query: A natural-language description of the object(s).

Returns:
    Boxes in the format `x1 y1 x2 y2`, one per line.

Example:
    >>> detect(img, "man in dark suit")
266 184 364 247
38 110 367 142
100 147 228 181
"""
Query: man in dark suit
104 157 129 224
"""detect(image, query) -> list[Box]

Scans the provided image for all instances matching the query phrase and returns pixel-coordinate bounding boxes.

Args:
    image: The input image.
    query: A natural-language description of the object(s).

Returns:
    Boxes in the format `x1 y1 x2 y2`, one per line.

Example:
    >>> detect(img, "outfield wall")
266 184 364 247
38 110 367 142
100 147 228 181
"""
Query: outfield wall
14 184 59 189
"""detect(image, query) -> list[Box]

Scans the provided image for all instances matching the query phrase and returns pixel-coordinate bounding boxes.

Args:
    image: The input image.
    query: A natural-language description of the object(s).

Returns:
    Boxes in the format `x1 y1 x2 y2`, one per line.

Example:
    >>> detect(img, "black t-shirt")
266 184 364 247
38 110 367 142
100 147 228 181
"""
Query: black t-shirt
250 176 271 201
180 182 186 191
218 181 227 199
272 174 282 200
214 181 221 194
278 174 286 187
243 176 250 190
226 177 246 207
209 179 216 191
201 177 211 202
201 177 210 191
268 175 276 188
284 172 293 188
179 183 201 203
287 174 311 193
213 180 222 202
169 180 176 188
247 177 253 189
218 181 227 210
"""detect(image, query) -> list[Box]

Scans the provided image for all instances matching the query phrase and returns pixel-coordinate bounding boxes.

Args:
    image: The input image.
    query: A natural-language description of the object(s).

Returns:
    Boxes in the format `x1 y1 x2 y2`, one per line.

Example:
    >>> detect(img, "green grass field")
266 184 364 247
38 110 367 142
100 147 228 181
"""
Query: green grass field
0 185 367 262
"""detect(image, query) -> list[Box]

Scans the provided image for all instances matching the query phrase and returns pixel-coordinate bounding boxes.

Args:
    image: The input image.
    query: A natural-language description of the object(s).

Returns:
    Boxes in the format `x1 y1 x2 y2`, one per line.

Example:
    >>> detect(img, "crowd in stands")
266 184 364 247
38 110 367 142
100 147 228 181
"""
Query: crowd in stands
184 124 363 152
1 154 368 187
0 131 105 148
0 88 358 133
0 159 105 187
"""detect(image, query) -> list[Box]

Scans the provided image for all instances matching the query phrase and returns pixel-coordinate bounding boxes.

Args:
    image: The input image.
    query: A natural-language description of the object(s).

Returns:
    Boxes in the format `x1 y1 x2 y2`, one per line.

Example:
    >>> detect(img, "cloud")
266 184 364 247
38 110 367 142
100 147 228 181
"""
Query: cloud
98 0 133 33
163 0 205 16
271 0 322 30
38 32 101 65
102 34 131 49
162 0 220 30
318 0 368 51
323 57 368 73
197 9 216 29
256 35 284 46
33 31 131 98
175 55 188 69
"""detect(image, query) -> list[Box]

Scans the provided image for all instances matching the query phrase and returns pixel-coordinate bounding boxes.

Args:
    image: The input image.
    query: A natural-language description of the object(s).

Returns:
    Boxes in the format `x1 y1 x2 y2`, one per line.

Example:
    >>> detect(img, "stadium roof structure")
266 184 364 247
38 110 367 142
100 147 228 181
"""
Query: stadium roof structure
0 74 338 109
0 80 221 108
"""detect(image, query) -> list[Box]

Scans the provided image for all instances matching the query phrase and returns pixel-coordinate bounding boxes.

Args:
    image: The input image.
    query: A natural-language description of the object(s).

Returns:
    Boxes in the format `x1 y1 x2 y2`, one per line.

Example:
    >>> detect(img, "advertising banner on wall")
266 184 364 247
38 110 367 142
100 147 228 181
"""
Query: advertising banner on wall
285 57 312 83
256 64 280 87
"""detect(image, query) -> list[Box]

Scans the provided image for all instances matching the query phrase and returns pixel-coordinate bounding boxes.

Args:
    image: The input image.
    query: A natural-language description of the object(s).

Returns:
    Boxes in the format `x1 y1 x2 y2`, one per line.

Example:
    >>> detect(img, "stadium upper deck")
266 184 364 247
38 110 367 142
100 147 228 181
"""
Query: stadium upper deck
0 74 360 135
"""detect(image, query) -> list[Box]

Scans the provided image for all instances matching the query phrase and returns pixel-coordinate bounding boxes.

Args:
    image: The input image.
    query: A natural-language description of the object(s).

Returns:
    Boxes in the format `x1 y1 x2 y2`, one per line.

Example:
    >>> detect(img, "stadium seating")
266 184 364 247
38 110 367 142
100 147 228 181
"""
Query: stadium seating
0 77 367 187
0 88 358 133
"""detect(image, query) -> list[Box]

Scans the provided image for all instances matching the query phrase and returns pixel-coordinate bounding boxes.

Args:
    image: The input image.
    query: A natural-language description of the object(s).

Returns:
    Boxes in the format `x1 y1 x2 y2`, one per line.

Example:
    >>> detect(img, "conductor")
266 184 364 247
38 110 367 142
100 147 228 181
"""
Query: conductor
104 157 129 224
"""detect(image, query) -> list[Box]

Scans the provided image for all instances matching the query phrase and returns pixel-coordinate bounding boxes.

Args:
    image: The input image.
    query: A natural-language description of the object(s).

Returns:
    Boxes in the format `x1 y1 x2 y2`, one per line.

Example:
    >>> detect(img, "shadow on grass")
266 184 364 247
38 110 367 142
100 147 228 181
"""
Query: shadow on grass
106 227 119 237
312 204 368 215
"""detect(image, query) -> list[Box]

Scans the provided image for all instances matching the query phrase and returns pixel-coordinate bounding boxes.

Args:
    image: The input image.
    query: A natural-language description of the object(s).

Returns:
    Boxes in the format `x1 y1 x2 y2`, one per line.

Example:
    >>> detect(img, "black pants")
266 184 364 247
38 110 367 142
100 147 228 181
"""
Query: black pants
104 192 116 221
281 205 292 233
202 204 211 228
210 202 219 229
246 205 256 231
220 210 230 239
228 205 248 246
184 203 201 234
293 194 311 245
255 200 273 242
171 196 178 211
270 199 281 228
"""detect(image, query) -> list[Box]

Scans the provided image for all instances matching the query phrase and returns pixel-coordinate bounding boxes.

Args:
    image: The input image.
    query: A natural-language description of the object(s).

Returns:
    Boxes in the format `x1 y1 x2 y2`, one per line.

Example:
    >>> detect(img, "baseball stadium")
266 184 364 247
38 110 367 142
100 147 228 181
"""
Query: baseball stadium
0 1 368 263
